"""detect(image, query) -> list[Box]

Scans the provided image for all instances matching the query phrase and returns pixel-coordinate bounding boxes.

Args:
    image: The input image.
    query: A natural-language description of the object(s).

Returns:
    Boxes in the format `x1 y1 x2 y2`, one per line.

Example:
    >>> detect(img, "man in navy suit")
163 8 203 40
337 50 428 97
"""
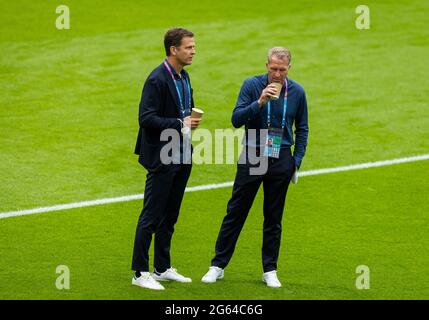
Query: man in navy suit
131 28 201 290
201 47 308 288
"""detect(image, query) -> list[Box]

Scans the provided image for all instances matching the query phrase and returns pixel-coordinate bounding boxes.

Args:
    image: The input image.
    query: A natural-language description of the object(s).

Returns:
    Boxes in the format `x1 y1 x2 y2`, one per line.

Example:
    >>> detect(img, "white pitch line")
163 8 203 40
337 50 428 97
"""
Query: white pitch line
1 154 428 220
299 154 429 177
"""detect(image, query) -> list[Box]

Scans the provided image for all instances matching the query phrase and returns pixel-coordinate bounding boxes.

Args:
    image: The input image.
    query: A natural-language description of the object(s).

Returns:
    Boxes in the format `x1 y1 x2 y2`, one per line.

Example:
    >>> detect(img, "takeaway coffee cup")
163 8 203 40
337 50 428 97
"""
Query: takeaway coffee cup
270 82 283 100
191 107 204 118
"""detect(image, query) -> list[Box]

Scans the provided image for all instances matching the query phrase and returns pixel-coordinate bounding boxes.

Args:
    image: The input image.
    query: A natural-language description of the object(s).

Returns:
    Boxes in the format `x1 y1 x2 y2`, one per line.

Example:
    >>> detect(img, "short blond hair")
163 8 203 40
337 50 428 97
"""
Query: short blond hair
268 47 291 64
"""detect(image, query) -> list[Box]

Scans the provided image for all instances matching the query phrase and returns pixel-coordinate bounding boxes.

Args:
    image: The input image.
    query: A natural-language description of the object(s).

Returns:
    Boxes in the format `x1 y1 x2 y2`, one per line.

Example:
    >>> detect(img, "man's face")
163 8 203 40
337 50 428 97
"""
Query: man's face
266 56 290 83
172 37 196 66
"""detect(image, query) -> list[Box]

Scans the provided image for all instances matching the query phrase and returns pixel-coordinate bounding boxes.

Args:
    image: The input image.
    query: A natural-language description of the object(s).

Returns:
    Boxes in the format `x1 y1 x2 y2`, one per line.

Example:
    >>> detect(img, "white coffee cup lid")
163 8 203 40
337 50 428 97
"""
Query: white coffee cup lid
192 108 204 114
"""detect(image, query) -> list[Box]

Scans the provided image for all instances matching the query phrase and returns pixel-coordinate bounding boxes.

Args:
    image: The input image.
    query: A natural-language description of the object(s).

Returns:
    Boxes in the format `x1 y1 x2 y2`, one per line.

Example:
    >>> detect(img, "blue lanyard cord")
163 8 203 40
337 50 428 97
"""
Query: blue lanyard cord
163 60 191 118
175 77 191 117
267 79 288 129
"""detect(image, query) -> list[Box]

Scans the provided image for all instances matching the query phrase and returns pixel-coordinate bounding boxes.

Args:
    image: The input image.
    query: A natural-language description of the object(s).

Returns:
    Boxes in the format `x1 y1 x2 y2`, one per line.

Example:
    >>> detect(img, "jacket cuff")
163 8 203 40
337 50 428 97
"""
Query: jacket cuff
293 156 302 170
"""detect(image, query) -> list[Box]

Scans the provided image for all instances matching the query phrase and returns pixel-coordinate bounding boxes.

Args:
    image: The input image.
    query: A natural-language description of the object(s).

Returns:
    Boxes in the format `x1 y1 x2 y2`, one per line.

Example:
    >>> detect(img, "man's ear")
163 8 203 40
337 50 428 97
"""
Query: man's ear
288 64 292 70
170 46 177 56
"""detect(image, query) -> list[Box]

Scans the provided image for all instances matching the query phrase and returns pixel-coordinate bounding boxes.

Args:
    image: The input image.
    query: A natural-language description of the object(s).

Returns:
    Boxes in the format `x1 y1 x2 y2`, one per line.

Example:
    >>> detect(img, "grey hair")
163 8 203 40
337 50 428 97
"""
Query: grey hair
268 47 291 64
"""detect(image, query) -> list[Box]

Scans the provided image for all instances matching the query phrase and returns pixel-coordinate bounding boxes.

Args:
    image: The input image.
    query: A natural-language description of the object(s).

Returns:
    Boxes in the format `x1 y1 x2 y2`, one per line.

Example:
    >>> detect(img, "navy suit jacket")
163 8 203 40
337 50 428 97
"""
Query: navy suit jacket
134 62 195 172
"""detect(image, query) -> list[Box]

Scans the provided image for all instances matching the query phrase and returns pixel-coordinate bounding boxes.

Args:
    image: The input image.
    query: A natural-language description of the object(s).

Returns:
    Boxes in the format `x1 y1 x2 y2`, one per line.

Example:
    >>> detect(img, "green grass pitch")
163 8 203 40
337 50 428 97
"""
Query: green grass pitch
0 0 428 299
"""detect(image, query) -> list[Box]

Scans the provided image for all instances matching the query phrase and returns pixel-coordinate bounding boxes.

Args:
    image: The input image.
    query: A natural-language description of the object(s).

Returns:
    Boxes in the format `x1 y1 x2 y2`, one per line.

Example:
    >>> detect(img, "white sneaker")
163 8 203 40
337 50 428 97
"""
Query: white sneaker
152 267 192 283
132 272 165 290
201 266 224 283
262 270 282 288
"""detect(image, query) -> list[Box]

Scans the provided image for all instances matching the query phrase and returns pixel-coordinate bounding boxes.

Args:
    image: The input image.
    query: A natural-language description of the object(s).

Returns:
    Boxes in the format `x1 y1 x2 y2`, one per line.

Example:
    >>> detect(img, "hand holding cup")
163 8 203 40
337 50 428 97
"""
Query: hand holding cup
184 108 204 130
258 83 282 107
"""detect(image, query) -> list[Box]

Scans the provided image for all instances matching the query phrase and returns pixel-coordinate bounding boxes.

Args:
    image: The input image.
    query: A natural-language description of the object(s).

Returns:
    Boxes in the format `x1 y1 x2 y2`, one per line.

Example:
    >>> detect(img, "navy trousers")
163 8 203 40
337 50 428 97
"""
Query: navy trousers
132 164 192 273
211 147 295 272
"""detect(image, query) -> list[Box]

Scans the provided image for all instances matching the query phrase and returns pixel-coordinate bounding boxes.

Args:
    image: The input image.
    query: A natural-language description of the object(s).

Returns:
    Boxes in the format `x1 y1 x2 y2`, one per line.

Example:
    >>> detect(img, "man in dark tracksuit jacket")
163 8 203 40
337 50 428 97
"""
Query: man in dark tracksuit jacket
131 28 200 291
202 47 309 288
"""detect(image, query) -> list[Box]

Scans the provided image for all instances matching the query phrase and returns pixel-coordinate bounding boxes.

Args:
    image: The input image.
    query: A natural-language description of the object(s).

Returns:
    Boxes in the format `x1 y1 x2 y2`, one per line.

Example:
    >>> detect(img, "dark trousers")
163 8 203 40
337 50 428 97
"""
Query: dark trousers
132 164 192 273
211 147 295 272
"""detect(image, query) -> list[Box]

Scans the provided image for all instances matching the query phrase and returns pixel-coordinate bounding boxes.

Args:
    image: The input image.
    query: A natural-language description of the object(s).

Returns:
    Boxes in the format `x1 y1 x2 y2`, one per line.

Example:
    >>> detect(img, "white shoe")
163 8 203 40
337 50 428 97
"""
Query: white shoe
152 267 192 283
201 266 224 283
262 270 282 288
132 272 165 290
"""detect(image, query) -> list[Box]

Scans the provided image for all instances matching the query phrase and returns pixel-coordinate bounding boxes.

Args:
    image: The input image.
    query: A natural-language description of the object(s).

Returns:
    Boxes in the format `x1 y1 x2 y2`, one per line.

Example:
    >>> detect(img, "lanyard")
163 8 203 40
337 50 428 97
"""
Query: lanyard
163 60 191 118
267 79 288 129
